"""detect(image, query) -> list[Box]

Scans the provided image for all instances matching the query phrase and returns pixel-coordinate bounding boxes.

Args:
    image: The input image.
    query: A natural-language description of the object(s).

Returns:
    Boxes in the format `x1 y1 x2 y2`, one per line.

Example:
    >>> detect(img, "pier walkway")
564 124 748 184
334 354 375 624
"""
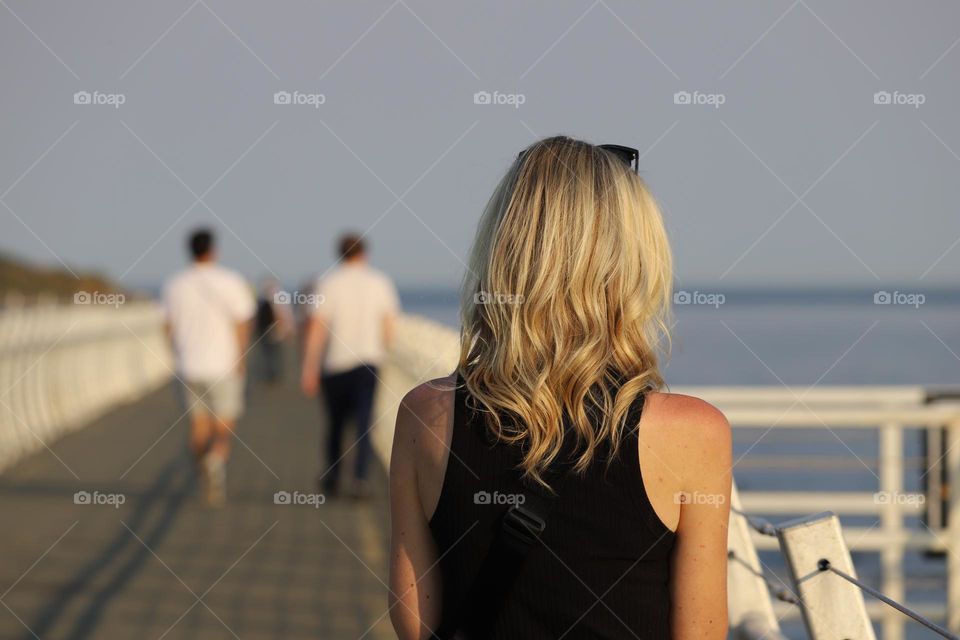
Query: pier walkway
0 371 395 640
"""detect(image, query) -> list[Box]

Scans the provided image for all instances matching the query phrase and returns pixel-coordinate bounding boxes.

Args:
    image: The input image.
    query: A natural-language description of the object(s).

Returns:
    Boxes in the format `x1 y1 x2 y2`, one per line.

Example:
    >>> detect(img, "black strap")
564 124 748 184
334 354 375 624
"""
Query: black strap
449 463 572 640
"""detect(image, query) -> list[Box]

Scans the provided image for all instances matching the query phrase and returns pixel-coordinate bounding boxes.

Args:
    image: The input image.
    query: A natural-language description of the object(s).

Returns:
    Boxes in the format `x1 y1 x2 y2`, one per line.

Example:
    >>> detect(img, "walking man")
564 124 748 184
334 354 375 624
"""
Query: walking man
164 228 254 506
301 233 400 499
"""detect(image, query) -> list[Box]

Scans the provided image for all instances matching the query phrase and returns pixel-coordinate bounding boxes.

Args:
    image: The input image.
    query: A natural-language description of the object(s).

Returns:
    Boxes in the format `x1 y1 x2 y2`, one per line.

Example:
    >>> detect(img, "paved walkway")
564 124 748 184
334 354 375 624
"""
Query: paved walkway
0 365 395 639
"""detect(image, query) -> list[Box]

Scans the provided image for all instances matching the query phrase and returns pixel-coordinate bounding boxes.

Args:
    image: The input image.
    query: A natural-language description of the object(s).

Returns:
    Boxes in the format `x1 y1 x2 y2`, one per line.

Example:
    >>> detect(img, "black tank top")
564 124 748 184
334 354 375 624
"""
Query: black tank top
428 373 676 639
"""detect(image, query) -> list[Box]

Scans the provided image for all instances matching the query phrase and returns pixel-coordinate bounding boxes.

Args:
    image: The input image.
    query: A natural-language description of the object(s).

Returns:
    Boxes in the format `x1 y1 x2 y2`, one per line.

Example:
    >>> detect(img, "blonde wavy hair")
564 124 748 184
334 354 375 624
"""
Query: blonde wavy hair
458 136 673 486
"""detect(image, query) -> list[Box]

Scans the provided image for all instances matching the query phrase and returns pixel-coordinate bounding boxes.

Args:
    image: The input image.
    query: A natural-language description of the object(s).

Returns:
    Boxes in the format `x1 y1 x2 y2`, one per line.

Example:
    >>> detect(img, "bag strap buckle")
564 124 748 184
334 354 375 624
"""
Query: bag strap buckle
501 504 546 549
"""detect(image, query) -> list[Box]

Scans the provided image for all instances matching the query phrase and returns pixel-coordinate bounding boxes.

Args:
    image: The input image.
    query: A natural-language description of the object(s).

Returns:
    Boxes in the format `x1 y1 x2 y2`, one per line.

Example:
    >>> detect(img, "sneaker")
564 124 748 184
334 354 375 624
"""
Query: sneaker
204 455 226 507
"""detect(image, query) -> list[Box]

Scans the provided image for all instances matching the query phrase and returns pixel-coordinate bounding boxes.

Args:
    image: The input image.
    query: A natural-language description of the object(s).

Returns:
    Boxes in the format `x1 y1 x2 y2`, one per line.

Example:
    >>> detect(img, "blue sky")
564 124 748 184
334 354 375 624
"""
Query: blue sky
2 1 959 289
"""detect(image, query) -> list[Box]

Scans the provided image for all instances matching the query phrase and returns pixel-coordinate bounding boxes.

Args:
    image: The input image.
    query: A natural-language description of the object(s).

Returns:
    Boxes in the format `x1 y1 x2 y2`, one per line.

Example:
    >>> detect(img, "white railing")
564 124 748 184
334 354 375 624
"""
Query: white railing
371 314 459 465
0 299 172 473
679 386 960 640
374 314 960 639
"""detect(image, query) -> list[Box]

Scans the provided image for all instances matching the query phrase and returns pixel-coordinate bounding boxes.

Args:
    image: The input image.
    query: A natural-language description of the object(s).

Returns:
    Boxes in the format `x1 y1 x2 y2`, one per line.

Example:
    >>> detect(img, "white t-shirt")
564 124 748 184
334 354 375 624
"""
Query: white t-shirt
163 263 255 381
312 263 400 375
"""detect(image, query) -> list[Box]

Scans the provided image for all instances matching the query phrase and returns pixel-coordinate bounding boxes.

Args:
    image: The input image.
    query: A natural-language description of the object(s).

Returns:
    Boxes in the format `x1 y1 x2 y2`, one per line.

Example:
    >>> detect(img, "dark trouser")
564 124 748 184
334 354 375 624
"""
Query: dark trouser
259 339 282 383
320 364 378 490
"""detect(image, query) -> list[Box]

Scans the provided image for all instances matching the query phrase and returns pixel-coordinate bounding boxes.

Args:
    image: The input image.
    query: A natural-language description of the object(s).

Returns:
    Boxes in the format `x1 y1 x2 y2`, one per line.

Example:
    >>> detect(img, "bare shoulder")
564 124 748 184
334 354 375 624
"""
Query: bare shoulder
393 374 458 519
394 374 458 459
644 391 729 436
398 374 456 422
641 392 732 474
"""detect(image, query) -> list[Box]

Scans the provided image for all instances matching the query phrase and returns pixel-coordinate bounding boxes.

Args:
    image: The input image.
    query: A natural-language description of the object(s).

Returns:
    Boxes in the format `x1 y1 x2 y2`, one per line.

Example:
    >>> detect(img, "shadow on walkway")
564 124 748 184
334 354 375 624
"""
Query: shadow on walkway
0 363 394 640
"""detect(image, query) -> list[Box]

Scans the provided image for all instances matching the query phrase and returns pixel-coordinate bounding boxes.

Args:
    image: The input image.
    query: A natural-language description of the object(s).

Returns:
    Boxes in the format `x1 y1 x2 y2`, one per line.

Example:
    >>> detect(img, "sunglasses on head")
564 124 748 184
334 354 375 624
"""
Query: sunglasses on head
517 143 640 174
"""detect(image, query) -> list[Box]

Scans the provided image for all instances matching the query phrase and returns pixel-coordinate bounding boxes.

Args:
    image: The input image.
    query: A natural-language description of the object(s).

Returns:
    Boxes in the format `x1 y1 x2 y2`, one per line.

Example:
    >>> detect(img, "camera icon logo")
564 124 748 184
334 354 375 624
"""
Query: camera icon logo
874 91 892 105
473 491 491 505
874 290 891 305
274 91 292 105
74 91 91 105
473 91 492 105
74 490 92 505
274 291 292 304
74 291 91 304
673 91 691 105
673 290 692 305
274 491 292 505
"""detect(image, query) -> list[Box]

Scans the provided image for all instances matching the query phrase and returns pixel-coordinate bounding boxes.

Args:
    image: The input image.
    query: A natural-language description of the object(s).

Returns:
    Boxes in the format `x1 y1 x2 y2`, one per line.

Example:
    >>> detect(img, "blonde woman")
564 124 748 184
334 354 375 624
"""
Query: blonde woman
389 137 731 639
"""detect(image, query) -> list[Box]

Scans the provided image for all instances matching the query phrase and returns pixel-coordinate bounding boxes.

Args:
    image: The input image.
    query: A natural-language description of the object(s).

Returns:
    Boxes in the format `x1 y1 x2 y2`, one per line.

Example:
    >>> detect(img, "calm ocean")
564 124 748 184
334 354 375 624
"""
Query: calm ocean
400 286 960 387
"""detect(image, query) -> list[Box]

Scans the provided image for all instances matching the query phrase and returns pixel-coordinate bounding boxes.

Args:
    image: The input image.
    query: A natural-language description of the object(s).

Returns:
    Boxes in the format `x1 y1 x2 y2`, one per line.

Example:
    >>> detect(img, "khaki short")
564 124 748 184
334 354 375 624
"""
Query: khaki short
181 374 244 422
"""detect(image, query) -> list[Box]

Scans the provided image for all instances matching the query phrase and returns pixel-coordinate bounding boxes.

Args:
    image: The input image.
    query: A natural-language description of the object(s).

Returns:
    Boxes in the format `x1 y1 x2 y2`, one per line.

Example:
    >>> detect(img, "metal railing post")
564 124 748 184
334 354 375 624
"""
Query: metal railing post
777 511 877 640
880 422 906 640
926 425 946 529
948 418 960 633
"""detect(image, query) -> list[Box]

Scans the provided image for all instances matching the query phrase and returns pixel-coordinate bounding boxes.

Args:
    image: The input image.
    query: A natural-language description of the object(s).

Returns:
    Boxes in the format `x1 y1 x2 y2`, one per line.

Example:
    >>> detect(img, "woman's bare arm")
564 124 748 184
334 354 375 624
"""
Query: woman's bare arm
389 385 445 639
666 396 733 640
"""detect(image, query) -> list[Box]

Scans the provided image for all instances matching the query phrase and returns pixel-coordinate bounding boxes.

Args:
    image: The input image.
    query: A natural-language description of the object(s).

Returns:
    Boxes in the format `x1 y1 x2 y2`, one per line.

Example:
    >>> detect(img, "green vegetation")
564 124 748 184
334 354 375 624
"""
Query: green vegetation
0 254 125 301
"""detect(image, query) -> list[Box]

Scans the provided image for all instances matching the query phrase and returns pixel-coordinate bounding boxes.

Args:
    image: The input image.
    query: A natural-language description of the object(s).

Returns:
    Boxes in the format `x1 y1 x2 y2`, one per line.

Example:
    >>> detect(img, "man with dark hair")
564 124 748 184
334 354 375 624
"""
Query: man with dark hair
190 229 213 259
339 234 364 261
301 233 399 499
163 228 254 506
